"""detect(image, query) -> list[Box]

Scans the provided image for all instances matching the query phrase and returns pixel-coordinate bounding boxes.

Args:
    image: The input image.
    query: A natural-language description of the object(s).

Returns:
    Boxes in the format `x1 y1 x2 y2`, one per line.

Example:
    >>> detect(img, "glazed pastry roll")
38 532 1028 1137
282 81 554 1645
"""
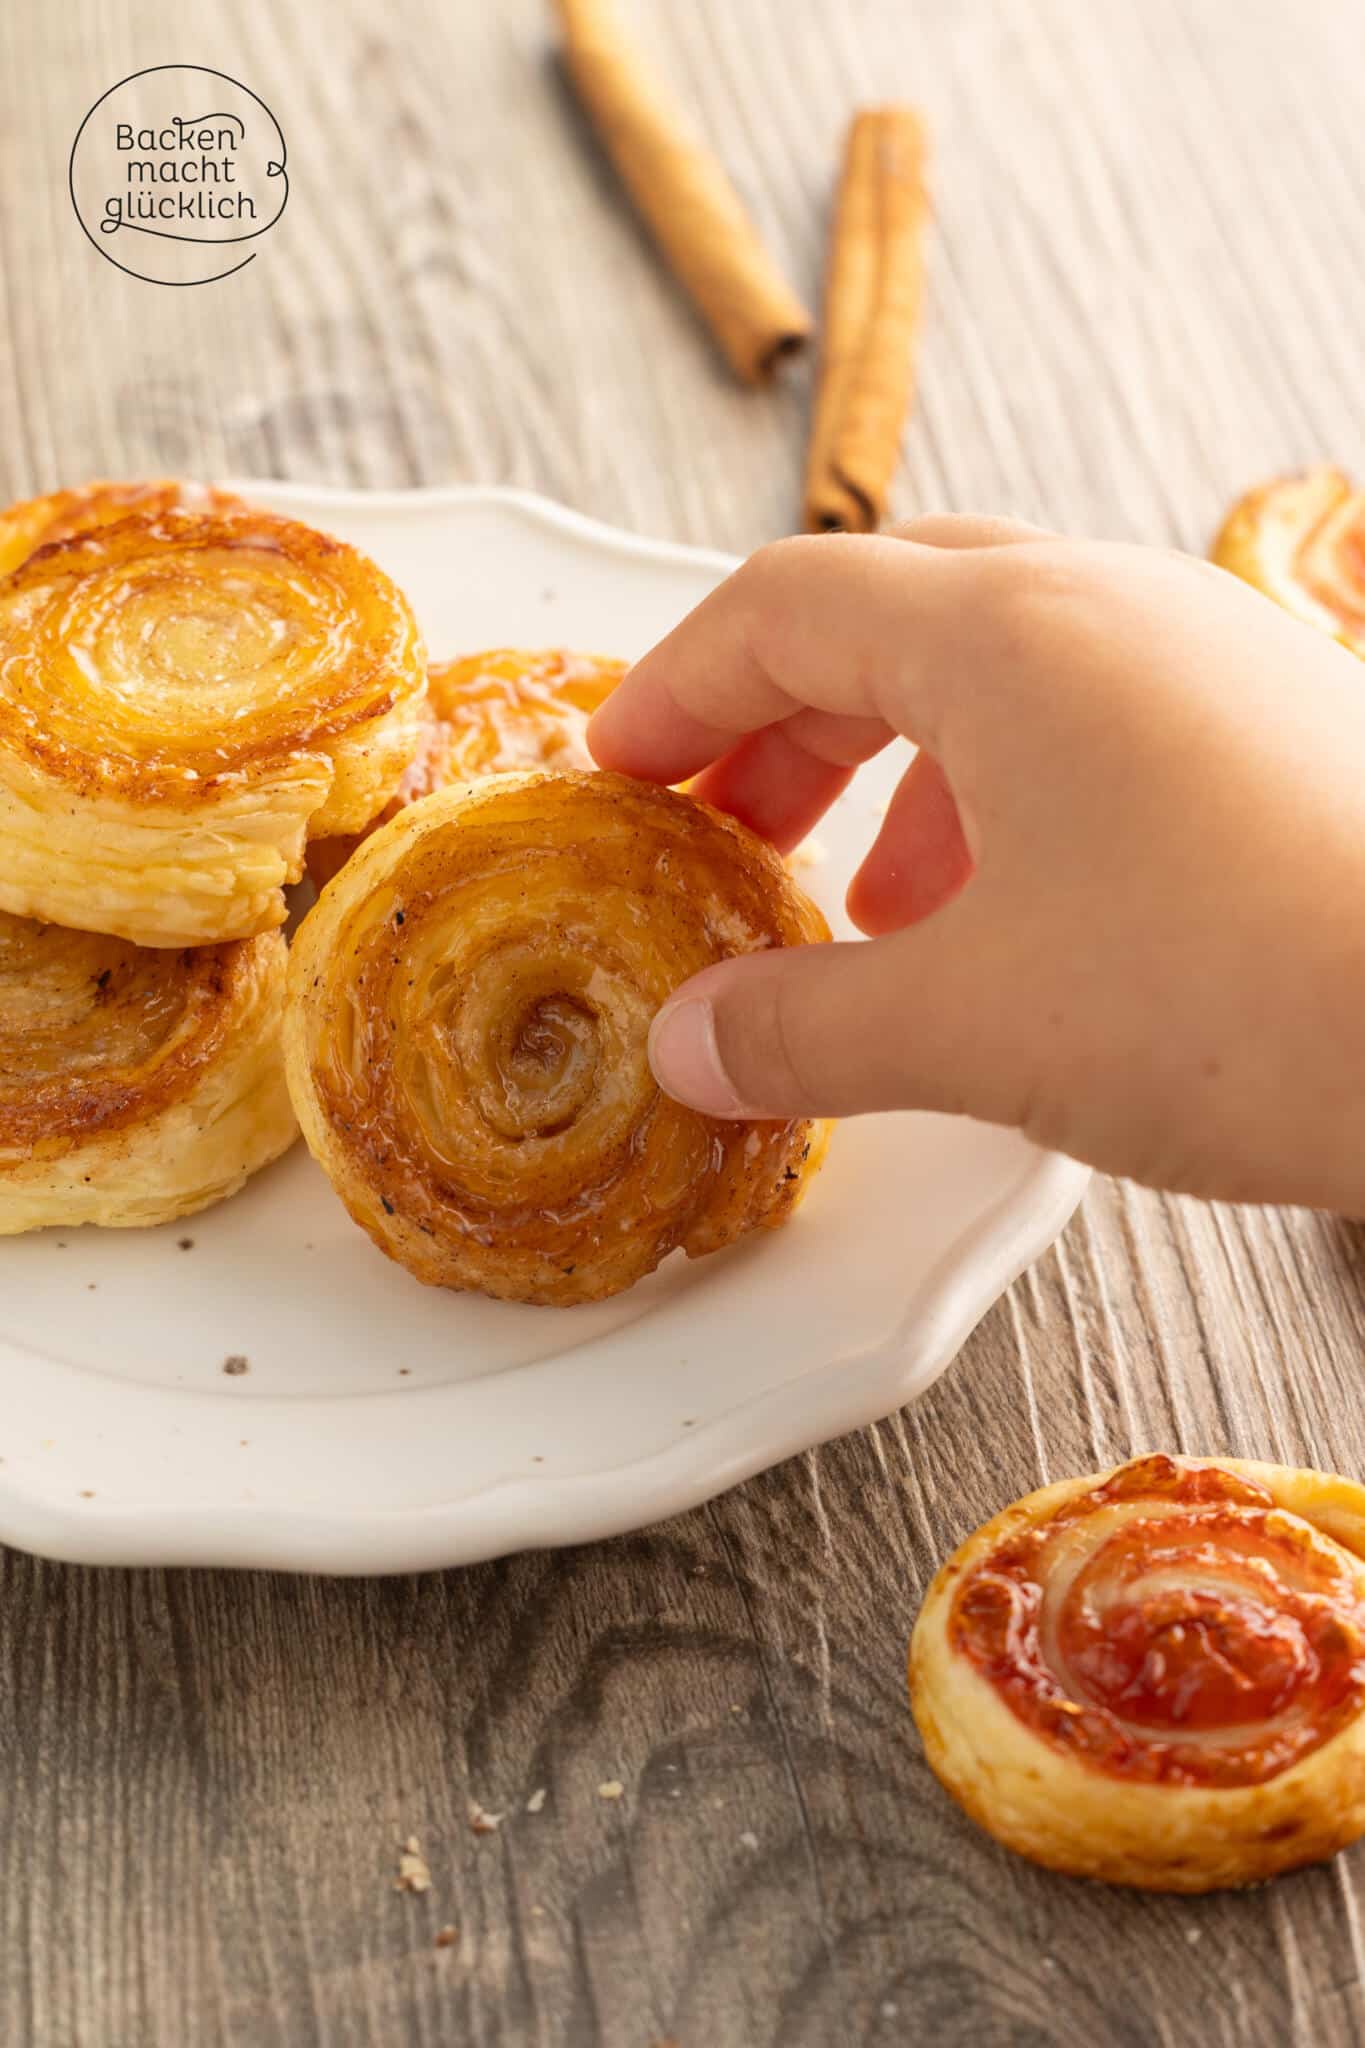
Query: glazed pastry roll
0 913 296 1231
285 770 831 1306
0 508 425 947
307 647 625 888
910 1453 1365 1891
1212 468 1365 657
0 478 246 578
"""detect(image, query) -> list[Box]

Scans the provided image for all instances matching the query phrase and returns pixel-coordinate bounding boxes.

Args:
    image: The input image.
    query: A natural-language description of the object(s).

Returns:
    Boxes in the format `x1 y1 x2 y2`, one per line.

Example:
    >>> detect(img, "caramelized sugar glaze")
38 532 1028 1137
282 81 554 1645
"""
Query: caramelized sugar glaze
308 648 625 888
0 507 425 945
0 910 295 1229
0 479 247 577
285 771 830 1305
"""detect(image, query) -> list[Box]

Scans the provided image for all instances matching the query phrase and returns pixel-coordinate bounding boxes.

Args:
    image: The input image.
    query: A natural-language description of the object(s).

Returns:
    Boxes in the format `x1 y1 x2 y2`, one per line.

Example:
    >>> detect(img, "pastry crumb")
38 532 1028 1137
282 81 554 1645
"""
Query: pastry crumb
434 1924 458 1949
395 1837 432 1892
526 1787 547 1814
739 1830 758 1850
597 1780 624 1801
222 1355 249 1376
467 1798 503 1835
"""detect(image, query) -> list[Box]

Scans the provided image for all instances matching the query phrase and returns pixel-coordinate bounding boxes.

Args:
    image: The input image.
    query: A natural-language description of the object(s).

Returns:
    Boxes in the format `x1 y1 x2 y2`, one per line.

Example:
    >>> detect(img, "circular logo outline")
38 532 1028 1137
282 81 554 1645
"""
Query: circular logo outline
69 64 289 287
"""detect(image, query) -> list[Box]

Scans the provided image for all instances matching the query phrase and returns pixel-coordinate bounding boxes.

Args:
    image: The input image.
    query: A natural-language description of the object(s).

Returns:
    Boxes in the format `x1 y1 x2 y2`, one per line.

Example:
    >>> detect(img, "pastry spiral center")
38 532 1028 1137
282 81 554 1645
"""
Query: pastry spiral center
1058 1545 1319 1731
951 1457 1365 1785
142 592 293 684
67 560 311 714
487 991 602 1140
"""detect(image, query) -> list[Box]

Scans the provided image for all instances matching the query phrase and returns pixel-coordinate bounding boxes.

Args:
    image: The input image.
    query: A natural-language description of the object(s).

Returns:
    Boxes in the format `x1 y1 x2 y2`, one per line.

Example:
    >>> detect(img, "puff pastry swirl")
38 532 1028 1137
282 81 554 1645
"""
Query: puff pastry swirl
910 1454 1365 1891
0 508 425 946
1212 468 1365 657
0 478 245 578
0 912 296 1231
285 769 830 1305
307 647 625 888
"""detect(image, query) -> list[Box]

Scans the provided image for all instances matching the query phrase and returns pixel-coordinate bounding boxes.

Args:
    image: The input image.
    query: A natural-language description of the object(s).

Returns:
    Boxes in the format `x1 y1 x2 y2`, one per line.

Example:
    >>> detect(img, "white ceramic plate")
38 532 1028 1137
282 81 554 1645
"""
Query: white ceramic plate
0 485 1088 1573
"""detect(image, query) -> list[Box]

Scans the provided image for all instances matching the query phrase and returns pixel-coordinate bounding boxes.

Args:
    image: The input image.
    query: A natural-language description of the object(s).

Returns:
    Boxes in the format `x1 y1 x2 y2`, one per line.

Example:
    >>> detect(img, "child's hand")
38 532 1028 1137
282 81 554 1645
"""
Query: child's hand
588 516 1365 1210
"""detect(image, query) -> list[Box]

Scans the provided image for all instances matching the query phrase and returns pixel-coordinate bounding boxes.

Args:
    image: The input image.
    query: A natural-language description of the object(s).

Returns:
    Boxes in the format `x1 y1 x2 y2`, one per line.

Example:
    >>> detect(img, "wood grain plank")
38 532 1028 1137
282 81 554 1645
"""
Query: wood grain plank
4 0 1365 2041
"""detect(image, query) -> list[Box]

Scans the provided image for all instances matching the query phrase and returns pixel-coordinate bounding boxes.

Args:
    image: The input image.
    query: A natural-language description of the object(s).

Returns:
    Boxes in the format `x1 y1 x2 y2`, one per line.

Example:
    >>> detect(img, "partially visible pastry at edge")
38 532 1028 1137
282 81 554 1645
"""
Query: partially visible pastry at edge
910 1454 1365 1892
0 508 426 946
1212 468 1365 656
0 478 246 578
285 770 831 1306
0 912 296 1231
307 647 625 888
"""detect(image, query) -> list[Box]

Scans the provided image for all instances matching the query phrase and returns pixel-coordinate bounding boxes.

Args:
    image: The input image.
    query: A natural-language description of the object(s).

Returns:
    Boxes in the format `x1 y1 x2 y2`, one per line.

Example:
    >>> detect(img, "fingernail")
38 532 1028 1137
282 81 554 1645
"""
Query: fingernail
648 997 747 1115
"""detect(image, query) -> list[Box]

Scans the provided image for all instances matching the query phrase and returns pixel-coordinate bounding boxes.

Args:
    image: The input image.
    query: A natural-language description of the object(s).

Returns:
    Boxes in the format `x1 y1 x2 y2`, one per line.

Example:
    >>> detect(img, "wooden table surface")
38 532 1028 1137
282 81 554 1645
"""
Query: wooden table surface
4 1 1365 2042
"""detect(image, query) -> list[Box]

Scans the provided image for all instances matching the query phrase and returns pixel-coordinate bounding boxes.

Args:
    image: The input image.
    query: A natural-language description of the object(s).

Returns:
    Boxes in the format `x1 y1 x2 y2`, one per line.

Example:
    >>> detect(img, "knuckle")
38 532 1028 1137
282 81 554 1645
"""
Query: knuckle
977 547 1104 665
738 535 822 600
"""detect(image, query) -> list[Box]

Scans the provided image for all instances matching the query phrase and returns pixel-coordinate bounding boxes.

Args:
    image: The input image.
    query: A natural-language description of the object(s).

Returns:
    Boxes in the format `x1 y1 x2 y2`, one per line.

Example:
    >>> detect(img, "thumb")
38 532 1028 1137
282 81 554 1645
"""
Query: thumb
647 908 1022 1124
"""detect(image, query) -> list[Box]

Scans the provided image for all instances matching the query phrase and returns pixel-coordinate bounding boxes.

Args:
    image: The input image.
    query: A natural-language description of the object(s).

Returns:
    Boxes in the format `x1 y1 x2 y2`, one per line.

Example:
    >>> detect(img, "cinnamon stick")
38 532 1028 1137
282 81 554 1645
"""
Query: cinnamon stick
803 108 931 533
554 0 812 384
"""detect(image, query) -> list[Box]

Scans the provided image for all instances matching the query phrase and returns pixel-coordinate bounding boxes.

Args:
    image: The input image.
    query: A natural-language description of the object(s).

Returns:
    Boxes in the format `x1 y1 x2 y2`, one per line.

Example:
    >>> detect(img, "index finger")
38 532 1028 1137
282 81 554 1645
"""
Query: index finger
588 531 978 784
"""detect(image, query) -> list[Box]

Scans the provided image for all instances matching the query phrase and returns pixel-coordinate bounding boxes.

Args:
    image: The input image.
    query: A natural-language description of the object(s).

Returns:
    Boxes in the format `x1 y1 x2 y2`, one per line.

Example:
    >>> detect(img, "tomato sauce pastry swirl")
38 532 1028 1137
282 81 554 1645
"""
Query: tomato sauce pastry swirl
910 1455 1365 1890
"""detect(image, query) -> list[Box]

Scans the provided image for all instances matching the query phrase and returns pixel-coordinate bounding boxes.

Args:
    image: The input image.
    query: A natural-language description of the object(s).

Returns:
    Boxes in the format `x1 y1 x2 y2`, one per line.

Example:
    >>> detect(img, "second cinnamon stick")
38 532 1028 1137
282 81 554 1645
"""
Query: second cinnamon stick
804 108 931 533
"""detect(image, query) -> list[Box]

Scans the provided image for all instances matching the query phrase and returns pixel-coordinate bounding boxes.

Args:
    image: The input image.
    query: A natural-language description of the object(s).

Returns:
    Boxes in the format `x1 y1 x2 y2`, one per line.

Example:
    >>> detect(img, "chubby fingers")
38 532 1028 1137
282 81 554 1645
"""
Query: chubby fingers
588 532 980 785
646 889 1024 1126
847 748 976 933
687 708 893 854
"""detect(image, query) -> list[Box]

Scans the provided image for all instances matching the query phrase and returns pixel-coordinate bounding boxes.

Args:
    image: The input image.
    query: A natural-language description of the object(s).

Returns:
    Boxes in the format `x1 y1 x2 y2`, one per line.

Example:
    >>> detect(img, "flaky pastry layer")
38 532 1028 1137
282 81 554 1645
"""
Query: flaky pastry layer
0 914 296 1231
286 770 830 1305
0 478 246 578
0 507 425 945
307 647 625 888
1212 467 1365 657
910 1454 1365 1891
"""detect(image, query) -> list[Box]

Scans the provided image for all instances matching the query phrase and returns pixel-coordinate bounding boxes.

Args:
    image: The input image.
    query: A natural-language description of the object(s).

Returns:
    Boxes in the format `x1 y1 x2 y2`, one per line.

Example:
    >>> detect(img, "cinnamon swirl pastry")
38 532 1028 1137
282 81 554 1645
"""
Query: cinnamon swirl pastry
0 508 425 947
1212 468 1365 657
307 647 625 888
285 770 831 1305
0 478 245 578
0 913 295 1231
910 1454 1365 1891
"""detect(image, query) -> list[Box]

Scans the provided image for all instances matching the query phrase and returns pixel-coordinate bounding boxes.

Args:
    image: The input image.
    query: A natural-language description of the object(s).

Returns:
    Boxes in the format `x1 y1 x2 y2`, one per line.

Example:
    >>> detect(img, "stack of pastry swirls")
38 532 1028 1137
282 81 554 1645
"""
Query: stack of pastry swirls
0 481 832 1286
0 477 426 1231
